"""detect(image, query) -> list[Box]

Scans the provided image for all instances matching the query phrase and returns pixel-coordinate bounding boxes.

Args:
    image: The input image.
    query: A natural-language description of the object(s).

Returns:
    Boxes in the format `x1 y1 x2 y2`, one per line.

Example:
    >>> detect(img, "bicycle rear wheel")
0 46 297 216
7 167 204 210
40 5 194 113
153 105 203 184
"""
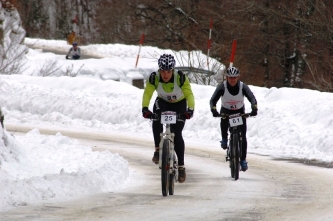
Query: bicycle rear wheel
169 153 177 195
232 133 240 180
161 139 170 196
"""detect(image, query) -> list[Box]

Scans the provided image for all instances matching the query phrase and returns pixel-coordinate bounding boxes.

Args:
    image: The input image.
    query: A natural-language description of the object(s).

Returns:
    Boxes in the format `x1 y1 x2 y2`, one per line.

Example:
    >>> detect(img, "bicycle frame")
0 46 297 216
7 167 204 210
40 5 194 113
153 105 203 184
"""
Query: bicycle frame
158 112 177 172
153 111 179 196
222 113 250 180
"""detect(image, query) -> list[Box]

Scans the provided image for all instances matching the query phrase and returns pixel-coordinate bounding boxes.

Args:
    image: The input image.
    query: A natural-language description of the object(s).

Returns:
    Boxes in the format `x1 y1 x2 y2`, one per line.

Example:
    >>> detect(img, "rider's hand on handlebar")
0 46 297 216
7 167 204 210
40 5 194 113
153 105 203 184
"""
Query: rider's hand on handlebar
142 107 153 119
183 108 194 119
250 105 258 116
211 107 220 117
250 110 257 116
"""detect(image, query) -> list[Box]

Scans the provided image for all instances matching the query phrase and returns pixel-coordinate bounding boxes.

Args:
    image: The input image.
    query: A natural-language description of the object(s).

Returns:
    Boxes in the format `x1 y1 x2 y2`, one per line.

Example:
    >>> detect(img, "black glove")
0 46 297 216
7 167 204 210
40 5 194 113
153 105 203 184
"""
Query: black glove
183 108 194 119
66 55 69 59
250 104 258 116
142 107 153 118
211 107 219 117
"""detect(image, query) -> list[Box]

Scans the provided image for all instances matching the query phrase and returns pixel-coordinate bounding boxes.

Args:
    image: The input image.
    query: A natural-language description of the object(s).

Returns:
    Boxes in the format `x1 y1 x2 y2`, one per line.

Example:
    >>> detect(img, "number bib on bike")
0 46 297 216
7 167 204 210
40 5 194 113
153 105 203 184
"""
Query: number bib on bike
161 111 177 124
229 115 243 127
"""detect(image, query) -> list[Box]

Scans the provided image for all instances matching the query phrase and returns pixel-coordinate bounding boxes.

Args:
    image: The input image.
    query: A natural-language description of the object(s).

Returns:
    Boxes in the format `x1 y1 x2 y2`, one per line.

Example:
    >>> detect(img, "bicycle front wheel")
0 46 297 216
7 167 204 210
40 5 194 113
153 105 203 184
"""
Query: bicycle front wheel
161 139 170 196
169 153 177 195
232 133 240 180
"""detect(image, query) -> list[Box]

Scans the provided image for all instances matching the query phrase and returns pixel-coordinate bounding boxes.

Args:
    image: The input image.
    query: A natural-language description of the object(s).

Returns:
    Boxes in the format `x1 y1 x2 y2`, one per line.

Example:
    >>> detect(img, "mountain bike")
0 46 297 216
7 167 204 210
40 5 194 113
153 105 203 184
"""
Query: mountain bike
221 113 250 181
152 111 179 196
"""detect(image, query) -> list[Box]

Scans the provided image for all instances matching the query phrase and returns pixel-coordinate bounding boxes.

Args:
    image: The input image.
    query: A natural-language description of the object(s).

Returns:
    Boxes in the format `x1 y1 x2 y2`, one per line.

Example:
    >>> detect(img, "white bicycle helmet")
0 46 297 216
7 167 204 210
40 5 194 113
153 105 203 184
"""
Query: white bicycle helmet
226 66 240 77
158 54 176 70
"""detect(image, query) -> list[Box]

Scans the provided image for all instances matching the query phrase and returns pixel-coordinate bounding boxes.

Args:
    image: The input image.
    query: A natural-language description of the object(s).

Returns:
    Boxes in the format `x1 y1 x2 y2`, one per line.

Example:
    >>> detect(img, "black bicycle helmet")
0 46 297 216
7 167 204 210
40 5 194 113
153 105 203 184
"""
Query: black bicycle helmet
226 66 240 77
158 54 176 70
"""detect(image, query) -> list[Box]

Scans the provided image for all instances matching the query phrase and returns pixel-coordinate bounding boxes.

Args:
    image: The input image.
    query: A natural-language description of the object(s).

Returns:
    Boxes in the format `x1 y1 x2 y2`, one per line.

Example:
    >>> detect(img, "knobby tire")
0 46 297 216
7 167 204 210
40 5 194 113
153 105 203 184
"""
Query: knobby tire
233 133 240 180
169 153 177 195
161 139 170 196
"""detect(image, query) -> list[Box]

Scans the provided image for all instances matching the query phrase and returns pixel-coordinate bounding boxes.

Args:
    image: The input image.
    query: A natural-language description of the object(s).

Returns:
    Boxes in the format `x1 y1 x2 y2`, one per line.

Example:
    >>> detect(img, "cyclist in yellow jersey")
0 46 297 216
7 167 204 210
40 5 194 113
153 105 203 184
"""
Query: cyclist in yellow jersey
142 54 195 183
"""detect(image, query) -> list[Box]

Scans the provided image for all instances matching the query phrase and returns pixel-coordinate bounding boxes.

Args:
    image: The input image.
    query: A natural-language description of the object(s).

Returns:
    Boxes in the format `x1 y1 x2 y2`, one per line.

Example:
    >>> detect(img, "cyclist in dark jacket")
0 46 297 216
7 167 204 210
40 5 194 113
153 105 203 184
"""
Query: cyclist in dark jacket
141 54 195 183
209 66 257 171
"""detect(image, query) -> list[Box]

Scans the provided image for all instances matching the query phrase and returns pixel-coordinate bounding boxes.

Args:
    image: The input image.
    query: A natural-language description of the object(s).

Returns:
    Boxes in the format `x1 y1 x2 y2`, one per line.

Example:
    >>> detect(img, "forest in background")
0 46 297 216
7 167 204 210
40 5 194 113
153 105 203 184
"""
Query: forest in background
9 0 333 91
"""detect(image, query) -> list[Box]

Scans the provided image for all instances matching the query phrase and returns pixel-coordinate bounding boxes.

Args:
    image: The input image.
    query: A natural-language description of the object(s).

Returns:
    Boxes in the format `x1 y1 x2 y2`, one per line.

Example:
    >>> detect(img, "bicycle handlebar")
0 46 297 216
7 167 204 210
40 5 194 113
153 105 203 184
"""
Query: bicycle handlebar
150 113 159 121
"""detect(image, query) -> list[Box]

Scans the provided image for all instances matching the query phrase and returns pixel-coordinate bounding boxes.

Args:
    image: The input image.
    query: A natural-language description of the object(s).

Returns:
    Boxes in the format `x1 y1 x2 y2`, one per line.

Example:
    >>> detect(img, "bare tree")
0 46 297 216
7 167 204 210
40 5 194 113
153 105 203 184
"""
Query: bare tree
0 39 27 76
12 0 333 91
63 63 84 77
34 59 61 76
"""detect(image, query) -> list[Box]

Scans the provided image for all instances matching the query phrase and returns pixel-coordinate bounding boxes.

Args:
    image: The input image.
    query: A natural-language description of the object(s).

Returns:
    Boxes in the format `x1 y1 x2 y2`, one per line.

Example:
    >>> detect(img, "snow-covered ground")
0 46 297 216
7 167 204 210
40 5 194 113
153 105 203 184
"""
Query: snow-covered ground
0 38 332 211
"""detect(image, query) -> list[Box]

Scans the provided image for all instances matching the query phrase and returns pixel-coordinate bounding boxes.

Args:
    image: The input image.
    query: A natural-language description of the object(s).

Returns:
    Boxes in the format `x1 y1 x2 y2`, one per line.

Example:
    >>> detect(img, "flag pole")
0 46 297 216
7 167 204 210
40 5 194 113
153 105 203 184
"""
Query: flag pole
135 34 145 68
207 19 213 69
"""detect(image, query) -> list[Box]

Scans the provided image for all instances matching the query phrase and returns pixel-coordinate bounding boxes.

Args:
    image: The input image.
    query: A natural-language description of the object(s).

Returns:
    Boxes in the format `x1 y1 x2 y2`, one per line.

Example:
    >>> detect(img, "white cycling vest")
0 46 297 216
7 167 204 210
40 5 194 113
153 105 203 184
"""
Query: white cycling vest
156 71 184 103
222 81 244 110
68 47 81 56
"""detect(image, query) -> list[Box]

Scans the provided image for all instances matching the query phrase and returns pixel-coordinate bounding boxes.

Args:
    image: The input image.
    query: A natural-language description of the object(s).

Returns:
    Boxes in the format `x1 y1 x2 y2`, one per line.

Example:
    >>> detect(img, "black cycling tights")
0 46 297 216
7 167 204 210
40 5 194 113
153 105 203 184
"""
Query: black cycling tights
152 98 187 166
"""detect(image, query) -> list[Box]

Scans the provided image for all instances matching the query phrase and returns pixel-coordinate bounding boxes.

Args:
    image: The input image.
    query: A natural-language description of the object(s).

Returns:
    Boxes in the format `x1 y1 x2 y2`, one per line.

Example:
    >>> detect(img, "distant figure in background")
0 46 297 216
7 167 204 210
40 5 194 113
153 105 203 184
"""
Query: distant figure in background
66 42 81 60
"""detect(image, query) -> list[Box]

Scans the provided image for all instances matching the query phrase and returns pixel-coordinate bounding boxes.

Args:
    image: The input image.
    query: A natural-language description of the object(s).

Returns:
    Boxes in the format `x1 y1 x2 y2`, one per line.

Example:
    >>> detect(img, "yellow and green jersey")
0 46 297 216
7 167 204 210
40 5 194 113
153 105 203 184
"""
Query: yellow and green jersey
142 70 195 109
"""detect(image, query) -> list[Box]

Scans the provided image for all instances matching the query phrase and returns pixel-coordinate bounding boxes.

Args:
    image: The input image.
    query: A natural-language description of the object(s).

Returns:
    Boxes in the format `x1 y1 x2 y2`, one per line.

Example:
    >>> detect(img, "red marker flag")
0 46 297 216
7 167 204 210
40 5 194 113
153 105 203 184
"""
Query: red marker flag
229 39 237 67
135 34 145 68
207 19 213 68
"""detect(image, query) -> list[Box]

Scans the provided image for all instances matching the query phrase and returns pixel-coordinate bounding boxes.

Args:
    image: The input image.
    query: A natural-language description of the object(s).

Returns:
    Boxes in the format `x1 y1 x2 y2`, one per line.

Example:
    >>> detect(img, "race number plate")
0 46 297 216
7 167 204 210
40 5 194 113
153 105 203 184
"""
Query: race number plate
229 116 243 127
161 111 177 124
